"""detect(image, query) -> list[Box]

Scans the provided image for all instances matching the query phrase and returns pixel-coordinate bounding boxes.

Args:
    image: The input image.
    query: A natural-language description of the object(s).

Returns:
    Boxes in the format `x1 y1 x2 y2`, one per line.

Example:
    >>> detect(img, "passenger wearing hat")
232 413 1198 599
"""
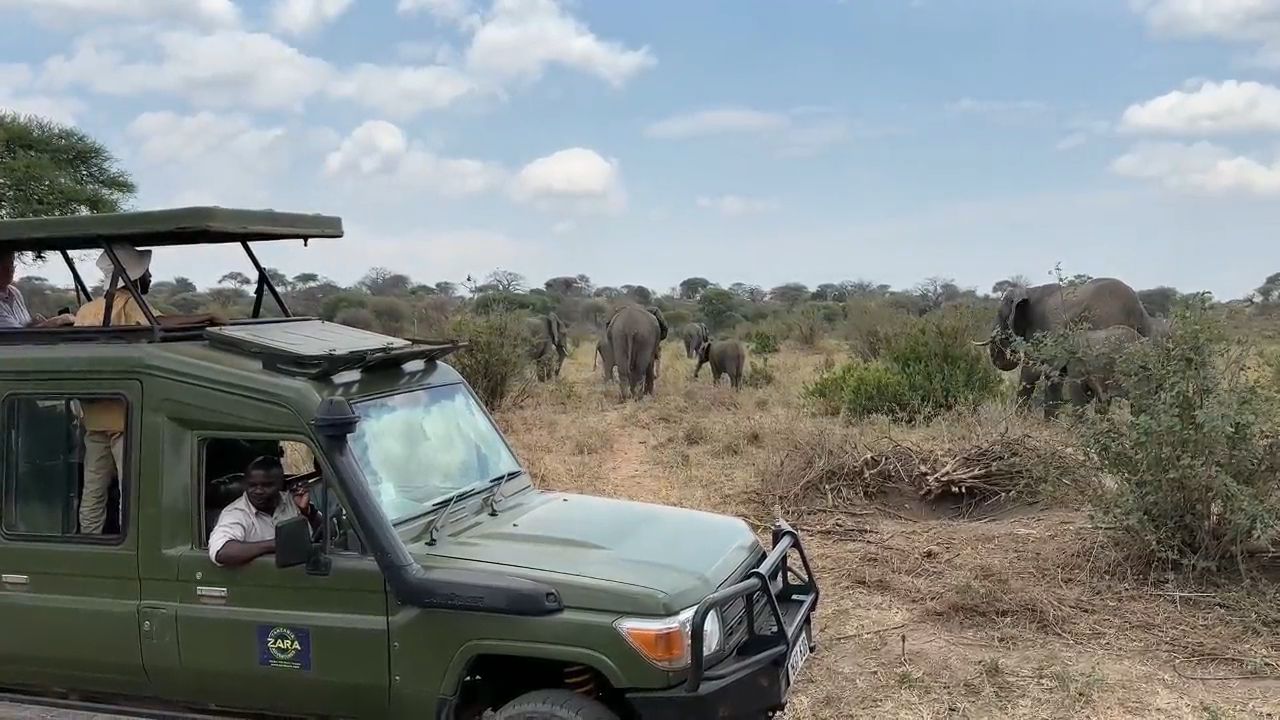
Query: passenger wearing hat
74 244 224 533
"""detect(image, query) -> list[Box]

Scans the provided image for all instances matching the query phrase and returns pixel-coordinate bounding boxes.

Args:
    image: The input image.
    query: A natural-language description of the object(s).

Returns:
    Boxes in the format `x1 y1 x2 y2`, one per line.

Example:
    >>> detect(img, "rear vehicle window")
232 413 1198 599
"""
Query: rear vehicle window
2 395 130 539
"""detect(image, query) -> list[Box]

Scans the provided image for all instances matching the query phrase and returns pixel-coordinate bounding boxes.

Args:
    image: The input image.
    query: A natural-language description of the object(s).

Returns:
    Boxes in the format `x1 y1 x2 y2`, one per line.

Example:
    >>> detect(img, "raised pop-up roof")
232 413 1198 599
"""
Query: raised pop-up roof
0 206 343 252
0 206 344 329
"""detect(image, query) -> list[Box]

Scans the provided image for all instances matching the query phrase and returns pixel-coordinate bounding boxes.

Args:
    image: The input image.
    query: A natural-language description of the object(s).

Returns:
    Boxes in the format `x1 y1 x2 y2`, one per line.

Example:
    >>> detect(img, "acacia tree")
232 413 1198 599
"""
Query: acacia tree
0 113 136 220
219 272 252 289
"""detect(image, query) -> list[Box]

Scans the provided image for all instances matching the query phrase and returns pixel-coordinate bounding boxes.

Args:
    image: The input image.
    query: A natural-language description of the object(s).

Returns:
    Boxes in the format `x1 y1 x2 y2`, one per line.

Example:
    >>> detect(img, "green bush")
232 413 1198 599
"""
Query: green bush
806 312 1000 421
1079 302 1280 570
448 312 534 411
790 304 826 347
843 300 914 360
745 329 780 357
744 359 776 388
885 310 1002 413
804 361 910 418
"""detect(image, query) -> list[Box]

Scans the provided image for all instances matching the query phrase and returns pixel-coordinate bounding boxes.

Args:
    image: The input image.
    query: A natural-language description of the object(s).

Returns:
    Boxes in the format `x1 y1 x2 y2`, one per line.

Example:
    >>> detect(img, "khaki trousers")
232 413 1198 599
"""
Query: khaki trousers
81 430 124 535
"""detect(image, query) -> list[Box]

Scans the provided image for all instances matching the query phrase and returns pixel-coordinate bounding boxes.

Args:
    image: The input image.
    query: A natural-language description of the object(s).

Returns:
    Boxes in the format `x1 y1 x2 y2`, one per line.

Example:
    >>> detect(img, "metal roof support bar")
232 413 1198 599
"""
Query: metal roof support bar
100 241 160 339
240 240 291 318
59 250 90 305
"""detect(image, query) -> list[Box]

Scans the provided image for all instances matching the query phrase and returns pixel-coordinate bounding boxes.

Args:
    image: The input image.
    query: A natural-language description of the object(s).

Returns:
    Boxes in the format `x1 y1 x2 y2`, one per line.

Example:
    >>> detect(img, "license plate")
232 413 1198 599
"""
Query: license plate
785 626 811 683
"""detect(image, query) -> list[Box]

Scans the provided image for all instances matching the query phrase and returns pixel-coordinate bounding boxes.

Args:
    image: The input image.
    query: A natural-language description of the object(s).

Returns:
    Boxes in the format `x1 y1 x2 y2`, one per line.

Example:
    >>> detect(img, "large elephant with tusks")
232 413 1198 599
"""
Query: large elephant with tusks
974 278 1157 417
526 312 569 381
605 304 668 400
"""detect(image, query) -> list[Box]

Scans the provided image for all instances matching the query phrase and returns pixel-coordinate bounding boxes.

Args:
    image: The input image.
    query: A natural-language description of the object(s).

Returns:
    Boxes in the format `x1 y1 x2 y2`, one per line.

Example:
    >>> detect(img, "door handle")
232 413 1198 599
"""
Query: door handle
196 586 227 600
2 574 29 586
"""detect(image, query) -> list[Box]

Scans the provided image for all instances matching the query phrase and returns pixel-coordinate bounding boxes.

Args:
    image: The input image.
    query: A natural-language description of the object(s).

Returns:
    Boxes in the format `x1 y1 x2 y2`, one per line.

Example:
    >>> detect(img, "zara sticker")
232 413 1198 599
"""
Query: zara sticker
258 625 312 671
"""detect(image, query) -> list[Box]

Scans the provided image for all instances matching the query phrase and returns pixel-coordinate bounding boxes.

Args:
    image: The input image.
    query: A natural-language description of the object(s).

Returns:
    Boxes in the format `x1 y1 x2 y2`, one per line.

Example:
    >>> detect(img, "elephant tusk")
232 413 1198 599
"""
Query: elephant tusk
971 339 991 347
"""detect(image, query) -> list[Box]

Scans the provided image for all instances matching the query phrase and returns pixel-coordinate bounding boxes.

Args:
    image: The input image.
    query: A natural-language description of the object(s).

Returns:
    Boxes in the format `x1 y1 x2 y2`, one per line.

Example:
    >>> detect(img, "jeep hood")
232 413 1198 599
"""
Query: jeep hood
413 492 761 613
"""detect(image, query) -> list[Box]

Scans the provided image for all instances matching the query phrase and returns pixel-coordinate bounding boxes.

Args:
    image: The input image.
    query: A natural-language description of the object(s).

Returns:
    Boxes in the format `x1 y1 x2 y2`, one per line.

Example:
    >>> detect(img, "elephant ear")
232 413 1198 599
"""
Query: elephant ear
648 306 669 341
545 313 564 349
1001 287 1032 339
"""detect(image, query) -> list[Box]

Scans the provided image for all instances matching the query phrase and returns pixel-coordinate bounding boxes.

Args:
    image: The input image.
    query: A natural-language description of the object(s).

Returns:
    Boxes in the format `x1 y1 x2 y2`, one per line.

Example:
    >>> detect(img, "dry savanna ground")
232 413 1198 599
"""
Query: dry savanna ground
498 340 1280 720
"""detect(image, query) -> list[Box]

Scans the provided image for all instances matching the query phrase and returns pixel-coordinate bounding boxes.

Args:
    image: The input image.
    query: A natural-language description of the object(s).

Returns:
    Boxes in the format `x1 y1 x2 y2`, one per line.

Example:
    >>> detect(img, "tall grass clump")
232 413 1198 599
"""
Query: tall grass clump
1079 301 1280 571
843 299 915 361
448 311 534 411
744 330 780 388
806 311 1001 421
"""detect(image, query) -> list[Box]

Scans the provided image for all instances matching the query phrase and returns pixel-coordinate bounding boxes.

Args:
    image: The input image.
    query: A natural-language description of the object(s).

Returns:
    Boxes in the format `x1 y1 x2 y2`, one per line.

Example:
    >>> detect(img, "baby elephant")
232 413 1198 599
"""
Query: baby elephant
694 340 746 389
1064 325 1144 407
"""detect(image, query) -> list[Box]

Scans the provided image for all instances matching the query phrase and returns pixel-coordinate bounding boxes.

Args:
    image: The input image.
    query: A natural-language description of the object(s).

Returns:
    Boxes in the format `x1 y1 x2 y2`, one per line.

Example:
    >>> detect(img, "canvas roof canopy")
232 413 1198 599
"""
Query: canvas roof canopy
0 206 343 252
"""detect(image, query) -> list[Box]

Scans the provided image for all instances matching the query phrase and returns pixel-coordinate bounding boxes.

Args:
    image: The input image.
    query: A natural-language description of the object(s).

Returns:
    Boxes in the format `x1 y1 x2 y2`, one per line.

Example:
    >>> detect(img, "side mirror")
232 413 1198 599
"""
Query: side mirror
275 516 312 569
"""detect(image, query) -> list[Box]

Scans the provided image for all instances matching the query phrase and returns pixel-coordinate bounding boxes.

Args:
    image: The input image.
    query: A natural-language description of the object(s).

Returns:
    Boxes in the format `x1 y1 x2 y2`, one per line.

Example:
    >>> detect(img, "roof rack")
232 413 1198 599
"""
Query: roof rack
0 317 309 346
0 206 343 321
0 206 343 251
203 320 467 379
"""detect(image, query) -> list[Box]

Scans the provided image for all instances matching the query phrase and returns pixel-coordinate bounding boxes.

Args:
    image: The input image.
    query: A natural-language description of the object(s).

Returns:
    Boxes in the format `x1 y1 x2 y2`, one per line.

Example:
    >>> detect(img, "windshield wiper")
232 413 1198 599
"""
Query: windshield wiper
486 469 525 516
423 487 473 546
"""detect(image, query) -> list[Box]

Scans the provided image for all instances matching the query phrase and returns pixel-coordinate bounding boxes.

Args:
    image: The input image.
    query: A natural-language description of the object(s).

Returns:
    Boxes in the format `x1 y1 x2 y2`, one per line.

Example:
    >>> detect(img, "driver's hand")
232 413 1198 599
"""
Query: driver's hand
290 485 311 512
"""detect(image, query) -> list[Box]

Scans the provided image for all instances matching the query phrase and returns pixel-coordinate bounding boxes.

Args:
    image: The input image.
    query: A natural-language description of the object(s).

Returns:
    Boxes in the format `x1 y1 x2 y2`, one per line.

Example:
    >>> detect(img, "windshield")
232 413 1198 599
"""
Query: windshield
349 383 521 524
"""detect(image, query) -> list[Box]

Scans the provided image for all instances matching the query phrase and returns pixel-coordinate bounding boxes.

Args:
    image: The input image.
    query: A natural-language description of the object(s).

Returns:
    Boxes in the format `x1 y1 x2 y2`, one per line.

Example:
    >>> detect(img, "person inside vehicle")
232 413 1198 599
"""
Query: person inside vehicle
0 251 75 329
73 244 225 328
74 244 226 533
208 456 324 567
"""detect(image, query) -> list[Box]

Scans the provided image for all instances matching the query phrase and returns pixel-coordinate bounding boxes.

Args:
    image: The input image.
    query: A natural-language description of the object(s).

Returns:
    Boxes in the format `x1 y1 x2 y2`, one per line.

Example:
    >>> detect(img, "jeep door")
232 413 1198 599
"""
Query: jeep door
139 384 392 718
0 382 148 696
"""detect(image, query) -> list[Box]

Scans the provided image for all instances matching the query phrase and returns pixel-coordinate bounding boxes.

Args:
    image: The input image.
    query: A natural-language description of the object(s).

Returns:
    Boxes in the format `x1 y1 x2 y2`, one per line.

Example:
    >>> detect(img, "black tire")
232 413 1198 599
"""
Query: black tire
493 689 619 720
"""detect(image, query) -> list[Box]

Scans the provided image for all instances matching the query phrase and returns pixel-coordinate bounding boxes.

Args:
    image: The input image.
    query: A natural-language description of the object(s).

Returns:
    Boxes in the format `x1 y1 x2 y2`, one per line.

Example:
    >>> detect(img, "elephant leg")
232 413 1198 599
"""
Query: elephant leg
643 362 656 397
1016 365 1038 408
1063 361 1090 408
1043 378 1065 420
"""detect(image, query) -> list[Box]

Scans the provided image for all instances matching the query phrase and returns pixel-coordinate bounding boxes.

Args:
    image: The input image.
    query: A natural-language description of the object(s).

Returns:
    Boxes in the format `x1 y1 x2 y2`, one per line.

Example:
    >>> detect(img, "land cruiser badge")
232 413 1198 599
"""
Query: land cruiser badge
258 625 311 671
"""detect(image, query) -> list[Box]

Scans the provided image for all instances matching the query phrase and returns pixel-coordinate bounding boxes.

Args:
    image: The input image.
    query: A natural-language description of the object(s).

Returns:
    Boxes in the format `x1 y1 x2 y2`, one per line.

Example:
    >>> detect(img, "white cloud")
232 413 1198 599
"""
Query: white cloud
39 28 479 117
1055 133 1089 151
1111 141 1280 196
1120 80 1280 134
323 120 505 197
0 63 83 123
645 108 789 139
645 106 862 157
1131 0 1280 41
397 0 479 28
695 194 780 217
123 110 298 206
327 64 476 118
511 147 625 213
465 0 655 87
271 0 354 36
0 0 240 29
128 111 287 165
551 219 577 235
1131 0 1280 67
42 29 333 111
945 97 1049 115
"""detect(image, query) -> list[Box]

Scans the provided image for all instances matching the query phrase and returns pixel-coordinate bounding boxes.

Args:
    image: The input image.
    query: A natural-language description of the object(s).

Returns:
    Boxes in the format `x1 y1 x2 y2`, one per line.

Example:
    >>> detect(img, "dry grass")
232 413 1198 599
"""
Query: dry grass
497 340 1280 719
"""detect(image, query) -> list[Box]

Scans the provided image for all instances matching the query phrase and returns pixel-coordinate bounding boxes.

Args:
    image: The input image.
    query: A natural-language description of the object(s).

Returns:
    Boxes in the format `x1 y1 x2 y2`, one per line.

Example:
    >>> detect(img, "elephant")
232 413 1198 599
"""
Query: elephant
605 304 668 400
1063 325 1144 408
526 312 569 381
974 278 1152 417
593 336 616 381
694 339 746 389
682 322 710 359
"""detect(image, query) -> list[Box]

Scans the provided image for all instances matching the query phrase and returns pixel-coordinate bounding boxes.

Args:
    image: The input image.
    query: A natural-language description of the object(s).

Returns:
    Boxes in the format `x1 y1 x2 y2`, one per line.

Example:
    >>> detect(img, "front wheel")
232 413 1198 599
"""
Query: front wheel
493 690 620 720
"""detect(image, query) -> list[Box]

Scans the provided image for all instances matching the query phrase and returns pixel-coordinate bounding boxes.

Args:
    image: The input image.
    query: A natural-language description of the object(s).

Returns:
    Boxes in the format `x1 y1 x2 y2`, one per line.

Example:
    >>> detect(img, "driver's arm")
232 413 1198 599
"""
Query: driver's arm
209 507 273 567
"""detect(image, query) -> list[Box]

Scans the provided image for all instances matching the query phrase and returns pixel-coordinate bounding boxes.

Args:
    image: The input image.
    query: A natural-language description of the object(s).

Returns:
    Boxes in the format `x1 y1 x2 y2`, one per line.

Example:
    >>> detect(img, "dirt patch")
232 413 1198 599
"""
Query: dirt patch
498 343 1280 719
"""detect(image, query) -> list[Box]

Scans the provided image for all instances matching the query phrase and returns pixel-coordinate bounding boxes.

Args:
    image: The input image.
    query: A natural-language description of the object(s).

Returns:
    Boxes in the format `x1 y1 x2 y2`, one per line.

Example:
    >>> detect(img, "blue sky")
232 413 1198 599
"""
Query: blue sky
3 0 1280 298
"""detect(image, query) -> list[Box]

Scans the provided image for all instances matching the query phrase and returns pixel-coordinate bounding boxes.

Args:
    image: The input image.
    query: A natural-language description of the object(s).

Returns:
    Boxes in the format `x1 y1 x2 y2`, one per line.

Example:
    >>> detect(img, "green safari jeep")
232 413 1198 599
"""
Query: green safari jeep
0 207 819 719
